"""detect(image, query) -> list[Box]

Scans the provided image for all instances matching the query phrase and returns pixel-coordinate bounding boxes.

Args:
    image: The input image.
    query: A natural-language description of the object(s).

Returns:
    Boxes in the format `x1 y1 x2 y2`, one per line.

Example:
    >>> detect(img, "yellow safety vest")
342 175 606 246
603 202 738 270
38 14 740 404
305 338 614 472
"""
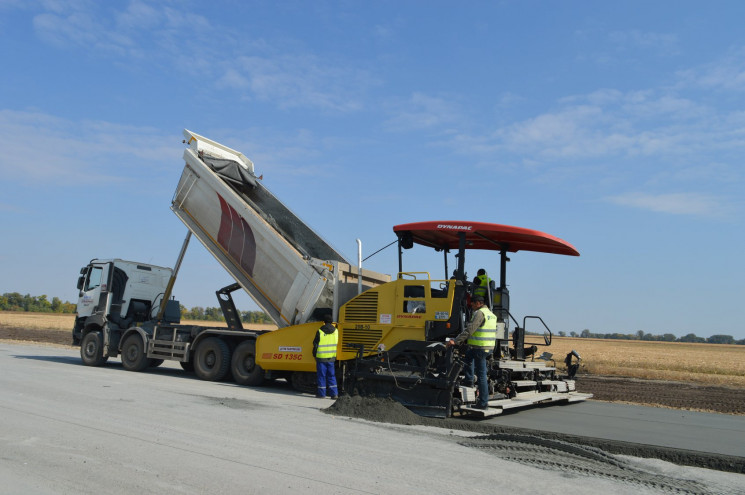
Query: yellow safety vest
474 274 491 298
316 328 338 359
467 307 497 349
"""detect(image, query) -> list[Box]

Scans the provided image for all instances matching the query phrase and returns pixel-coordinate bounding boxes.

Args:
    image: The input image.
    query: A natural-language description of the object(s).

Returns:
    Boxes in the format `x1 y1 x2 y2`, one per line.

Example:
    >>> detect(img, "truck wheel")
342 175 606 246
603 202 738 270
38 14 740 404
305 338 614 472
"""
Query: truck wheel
80 331 108 367
231 340 265 386
180 360 194 372
121 334 150 372
194 337 230 381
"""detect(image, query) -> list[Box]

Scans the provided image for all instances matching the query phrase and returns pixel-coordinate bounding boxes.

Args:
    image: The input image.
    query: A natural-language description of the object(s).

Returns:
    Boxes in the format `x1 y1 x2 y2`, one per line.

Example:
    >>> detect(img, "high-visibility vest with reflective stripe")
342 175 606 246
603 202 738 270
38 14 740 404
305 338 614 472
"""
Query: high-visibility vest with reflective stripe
474 274 491 298
316 328 338 359
467 307 497 349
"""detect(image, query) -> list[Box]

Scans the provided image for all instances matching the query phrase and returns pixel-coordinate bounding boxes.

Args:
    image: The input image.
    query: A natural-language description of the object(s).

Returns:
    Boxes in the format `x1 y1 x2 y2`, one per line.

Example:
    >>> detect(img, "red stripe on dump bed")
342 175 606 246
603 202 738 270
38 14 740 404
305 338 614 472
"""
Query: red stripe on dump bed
217 194 257 275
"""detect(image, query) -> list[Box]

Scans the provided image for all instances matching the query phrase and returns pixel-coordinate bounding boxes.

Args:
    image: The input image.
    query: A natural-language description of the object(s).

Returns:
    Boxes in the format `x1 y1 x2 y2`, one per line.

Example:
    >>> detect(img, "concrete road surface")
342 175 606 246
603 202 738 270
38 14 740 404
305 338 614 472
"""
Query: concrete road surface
1 342 743 495
487 399 745 457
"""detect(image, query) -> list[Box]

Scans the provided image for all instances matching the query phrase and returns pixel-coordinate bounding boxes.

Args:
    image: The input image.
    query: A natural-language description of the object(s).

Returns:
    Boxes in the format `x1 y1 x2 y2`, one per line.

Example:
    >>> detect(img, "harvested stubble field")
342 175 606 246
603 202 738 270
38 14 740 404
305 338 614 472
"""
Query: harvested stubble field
544 336 745 388
2 312 744 414
535 336 745 415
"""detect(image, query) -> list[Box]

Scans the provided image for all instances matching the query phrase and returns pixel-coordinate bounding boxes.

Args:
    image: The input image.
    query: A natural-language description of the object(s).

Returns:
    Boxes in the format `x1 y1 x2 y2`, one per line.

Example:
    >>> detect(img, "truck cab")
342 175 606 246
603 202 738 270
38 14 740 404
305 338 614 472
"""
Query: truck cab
73 259 178 363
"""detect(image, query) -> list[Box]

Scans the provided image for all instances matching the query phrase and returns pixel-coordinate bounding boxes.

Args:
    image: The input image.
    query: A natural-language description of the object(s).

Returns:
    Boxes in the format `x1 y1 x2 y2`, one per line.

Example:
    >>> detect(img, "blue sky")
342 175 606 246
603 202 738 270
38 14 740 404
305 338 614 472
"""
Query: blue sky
1 1 743 339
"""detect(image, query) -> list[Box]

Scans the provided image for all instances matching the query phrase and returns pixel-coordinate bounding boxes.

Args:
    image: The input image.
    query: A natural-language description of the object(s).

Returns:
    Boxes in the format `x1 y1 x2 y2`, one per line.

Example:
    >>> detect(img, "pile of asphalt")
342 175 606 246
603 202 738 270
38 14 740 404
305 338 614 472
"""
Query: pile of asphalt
325 395 425 425
325 395 745 474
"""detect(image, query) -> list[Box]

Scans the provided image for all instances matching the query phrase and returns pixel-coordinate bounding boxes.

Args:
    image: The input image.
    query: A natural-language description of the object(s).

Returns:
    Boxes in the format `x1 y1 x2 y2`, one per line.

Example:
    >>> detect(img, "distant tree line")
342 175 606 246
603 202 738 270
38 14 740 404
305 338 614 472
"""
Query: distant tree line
179 305 273 324
3 292 738 339
0 292 273 324
0 292 77 313
554 328 745 345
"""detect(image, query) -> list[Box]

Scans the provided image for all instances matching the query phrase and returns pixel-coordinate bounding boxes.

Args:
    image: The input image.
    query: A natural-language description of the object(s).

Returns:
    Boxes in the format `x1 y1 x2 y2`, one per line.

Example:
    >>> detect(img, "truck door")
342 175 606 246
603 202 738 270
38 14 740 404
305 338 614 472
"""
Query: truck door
76 262 111 319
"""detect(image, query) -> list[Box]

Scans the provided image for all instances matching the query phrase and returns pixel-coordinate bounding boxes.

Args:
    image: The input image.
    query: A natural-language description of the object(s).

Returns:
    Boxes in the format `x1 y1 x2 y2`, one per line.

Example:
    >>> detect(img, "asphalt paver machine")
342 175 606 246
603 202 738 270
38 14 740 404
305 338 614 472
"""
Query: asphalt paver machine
343 221 592 417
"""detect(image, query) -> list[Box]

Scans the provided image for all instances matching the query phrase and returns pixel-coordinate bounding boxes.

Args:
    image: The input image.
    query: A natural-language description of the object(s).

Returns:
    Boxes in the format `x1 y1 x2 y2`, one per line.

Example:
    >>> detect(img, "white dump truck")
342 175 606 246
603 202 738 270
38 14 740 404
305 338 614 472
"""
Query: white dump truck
73 130 590 417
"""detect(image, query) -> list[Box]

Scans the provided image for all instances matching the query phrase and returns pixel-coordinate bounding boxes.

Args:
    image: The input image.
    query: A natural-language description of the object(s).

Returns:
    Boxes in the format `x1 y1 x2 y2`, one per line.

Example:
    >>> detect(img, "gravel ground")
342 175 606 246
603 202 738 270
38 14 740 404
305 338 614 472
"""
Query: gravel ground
5 343 744 495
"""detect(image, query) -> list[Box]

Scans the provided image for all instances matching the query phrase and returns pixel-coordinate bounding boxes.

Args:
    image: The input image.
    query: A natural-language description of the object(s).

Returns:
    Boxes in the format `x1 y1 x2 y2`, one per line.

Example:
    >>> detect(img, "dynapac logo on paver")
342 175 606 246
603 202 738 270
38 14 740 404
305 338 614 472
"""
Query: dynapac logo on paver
437 224 472 231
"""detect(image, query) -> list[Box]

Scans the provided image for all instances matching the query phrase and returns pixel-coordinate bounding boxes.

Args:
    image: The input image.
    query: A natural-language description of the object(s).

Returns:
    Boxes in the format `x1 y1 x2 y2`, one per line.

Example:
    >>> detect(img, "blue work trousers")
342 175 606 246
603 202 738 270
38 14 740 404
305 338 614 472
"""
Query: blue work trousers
463 348 490 407
316 361 338 398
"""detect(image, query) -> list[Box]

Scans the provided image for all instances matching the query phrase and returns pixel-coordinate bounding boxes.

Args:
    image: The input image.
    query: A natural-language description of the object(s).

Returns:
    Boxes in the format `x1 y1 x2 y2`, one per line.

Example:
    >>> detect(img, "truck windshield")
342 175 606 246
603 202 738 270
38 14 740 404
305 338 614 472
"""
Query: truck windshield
86 266 103 291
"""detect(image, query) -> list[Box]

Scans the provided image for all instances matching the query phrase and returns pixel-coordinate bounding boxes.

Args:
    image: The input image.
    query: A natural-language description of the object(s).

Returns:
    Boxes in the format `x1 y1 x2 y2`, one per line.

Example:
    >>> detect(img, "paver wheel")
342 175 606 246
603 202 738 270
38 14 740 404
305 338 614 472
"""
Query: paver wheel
121 334 150 372
194 337 230 381
231 340 265 386
80 331 108 367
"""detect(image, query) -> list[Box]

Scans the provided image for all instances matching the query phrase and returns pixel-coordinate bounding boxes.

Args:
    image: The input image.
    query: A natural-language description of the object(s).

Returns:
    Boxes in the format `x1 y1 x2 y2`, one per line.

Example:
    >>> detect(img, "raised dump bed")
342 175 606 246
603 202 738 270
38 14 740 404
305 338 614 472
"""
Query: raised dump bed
172 130 389 327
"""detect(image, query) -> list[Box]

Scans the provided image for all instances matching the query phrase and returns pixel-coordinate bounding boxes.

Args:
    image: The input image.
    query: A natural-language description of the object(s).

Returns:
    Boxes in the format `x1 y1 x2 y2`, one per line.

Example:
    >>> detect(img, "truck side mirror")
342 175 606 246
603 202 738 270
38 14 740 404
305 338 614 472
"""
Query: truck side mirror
77 276 85 291
80 266 87 275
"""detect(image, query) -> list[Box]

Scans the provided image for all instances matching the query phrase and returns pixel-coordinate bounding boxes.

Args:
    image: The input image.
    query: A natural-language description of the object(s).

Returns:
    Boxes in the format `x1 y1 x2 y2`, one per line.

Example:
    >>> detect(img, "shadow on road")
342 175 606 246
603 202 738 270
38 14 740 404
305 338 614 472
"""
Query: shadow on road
12 354 81 365
12 352 302 397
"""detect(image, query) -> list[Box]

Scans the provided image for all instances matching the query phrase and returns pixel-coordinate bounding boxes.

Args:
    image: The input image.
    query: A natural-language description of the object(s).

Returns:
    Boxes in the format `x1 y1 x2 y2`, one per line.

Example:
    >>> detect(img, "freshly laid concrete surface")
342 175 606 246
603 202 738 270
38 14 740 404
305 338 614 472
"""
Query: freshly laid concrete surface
1 343 743 495
486 399 745 457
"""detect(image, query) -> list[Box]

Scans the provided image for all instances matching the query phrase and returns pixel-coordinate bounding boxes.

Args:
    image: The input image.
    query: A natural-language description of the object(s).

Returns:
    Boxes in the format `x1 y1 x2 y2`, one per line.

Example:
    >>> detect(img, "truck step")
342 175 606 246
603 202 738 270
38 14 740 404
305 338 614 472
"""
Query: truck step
149 340 190 360
511 380 538 387
459 390 593 417
459 405 503 417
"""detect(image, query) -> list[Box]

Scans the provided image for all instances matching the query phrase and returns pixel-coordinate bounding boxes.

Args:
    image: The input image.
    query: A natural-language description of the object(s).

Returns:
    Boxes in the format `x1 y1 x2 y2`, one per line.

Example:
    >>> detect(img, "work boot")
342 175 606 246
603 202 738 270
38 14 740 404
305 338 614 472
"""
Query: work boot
473 403 489 410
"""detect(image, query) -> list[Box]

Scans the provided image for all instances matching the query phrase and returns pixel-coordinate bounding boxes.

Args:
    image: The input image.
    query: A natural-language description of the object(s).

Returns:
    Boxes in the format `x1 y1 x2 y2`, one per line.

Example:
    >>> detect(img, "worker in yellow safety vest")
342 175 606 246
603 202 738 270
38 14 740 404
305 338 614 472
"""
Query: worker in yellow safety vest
312 314 339 399
447 295 497 410
472 268 491 301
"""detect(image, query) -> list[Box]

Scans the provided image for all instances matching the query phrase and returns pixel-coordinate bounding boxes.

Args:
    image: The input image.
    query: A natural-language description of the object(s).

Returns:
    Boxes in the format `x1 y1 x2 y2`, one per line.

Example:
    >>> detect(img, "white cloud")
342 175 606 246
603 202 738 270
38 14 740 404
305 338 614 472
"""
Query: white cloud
449 83 744 173
33 10 101 47
114 0 160 31
605 192 729 217
497 92 526 108
676 47 745 91
608 29 680 56
25 1 371 112
226 54 370 112
438 78 743 218
0 109 178 185
384 92 463 131
0 202 21 212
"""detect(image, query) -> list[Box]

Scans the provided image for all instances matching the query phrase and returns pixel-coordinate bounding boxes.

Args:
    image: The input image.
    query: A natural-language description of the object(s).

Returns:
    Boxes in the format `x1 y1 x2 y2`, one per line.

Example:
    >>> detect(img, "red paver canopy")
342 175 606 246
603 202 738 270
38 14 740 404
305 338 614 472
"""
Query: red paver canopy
393 221 579 256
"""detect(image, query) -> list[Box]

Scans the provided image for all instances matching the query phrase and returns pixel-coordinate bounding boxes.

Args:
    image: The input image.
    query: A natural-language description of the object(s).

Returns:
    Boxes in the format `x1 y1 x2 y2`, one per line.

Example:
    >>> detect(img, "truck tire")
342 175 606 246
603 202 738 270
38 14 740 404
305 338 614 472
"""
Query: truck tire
231 340 265 386
121 334 150 372
180 360 194 372
80 331 108 367
194 337 230 381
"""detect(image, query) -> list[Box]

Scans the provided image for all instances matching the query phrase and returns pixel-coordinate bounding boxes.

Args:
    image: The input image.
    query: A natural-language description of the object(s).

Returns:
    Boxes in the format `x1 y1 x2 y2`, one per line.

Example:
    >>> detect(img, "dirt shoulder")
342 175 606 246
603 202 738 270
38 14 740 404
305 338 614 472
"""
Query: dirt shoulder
0 325 73 347
576 375 745 416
